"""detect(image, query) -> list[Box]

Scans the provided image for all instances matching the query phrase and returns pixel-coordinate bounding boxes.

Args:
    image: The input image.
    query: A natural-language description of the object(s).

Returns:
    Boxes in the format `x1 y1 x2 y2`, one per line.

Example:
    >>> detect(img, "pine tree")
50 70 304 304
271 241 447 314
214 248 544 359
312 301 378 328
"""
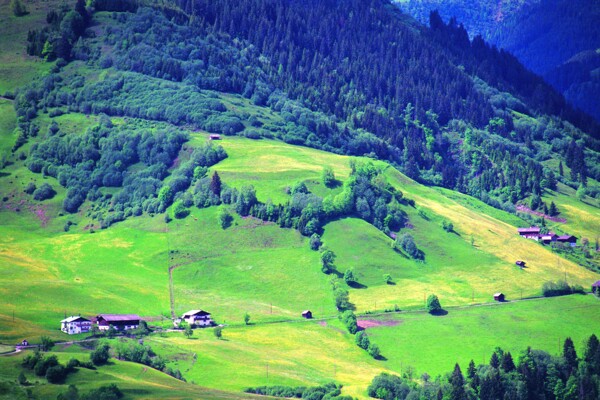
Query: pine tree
563 337 578 373
559 161 564 176
210 171 222 196
501 351 516 372
450 363 467 400
467 359 476 380
490 352 500 368
549 201 558 217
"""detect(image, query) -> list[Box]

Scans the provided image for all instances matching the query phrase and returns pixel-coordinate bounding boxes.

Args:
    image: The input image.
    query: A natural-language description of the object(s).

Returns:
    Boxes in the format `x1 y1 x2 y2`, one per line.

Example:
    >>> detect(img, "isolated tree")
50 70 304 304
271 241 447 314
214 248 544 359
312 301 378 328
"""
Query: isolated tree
383 274 392 284
171 200 189 219
214 326 223 339
426 294 442 314
343 268 356 285
184 324 193 339
559 161 564 176
334 287 350 311
322 166 335 187
320 250 336 273
244 313 251 325
40 336 54 352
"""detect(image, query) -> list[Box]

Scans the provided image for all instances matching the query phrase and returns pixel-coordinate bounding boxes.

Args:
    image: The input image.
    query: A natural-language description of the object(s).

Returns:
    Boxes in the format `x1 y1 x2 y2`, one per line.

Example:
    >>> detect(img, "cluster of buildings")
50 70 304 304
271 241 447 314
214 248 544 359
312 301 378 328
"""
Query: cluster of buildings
60 310 213 335
517 227 577 246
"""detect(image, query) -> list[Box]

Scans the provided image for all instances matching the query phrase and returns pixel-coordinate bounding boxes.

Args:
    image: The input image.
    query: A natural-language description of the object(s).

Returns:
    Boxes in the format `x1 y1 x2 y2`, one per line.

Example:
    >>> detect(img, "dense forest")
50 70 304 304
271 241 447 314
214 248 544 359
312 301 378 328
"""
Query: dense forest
14 0 600 222
397 0 600 123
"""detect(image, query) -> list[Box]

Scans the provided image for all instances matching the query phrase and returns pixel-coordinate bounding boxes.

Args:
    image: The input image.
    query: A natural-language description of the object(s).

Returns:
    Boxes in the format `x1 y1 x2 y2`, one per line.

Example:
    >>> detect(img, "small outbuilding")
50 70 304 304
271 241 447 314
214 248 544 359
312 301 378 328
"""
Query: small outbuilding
209 134 221 140
592 281 600 294
515 260 526 268
302 310 313 319
18 339 29 347
557 235 577 246
493 293 505 302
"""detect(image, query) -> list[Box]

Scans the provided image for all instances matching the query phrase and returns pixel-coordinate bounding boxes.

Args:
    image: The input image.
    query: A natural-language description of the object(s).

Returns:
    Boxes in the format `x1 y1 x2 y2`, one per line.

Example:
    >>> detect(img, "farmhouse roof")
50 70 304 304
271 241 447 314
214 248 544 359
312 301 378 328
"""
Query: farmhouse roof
61 316 90 323
557 235 576 240
493 292 504 297
518 227 540 233
96 314 141 322
182 310 210 318
302 310 311 314
592 281 600 287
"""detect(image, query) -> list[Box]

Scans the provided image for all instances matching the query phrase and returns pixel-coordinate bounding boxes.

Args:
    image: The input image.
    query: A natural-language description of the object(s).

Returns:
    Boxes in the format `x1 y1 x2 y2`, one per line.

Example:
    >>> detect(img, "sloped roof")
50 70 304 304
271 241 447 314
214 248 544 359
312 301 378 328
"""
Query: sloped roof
97 314 141 322
61 316 90 323
518 227 540 233
592 281 600 287
182 310 210 318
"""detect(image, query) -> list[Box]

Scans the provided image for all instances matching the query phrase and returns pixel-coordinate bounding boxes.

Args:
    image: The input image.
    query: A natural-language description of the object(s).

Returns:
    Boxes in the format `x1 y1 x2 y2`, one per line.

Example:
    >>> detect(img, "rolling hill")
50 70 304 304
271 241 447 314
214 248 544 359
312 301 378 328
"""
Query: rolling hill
0 0 599 399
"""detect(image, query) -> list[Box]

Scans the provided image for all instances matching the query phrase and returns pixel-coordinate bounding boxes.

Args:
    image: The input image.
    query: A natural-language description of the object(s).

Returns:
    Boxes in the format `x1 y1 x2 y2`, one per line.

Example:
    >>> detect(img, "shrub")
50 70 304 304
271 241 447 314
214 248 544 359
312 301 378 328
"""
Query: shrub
33 183 56 201
340 310 358 334
46 365 67 384
426 294 442 314
90 343 110 365
309 233 322 250
24 182 36 194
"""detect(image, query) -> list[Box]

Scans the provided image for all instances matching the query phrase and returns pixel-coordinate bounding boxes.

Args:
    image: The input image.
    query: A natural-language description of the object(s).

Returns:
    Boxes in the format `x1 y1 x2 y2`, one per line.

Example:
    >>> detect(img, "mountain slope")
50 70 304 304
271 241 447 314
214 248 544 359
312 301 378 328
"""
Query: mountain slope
396 0 600 122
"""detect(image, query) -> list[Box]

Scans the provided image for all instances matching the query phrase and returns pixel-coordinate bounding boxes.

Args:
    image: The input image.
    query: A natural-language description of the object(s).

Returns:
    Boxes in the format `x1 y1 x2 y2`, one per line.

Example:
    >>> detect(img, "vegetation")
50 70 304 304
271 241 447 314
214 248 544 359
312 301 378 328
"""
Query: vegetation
368 333 600 400
425 294 442 314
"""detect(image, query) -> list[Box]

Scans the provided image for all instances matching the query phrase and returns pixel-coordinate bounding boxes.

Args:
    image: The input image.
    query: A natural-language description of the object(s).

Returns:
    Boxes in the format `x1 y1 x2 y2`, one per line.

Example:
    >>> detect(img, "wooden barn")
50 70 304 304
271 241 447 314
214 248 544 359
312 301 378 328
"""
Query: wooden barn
302 310 313 319
557 235 577 246
93 314 141 331
515 260 526 268
592 281 600 294
493 293 505 302
209 134 221 140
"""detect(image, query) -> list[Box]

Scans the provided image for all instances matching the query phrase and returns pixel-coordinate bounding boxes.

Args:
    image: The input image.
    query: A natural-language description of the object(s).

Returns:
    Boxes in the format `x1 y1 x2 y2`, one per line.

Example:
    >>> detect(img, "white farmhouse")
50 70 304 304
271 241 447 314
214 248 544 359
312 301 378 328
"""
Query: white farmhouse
61 316 92 335
181 310 212 327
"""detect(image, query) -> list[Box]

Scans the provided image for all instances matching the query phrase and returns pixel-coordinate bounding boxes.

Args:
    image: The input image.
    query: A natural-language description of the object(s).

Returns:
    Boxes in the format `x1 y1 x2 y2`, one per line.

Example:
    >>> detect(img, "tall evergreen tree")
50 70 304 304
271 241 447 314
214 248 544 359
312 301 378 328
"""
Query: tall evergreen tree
210 171 222 196
563 337 579 373
449 363 467 400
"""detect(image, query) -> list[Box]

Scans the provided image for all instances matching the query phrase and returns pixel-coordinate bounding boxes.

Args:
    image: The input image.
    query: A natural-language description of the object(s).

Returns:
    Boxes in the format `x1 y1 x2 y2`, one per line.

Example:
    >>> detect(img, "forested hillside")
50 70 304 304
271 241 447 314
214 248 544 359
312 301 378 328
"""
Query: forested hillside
396 0 600 123
11 0 599 226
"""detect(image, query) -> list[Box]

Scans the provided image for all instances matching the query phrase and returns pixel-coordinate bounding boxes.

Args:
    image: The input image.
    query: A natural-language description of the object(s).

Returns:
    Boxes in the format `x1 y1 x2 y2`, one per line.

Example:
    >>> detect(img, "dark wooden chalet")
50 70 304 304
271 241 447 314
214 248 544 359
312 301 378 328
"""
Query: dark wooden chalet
515 260 526 268
493 293 505 302
592 281 600 294
302 310 313 319
517 227 541 239
540 232 558 244
209 134 221 140
556 235 577 246
93 314 141 331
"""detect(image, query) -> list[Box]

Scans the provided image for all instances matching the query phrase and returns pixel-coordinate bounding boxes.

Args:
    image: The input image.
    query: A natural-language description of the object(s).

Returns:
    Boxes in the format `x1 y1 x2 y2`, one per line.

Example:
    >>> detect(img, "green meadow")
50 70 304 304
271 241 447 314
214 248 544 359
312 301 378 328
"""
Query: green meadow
367 294 600 378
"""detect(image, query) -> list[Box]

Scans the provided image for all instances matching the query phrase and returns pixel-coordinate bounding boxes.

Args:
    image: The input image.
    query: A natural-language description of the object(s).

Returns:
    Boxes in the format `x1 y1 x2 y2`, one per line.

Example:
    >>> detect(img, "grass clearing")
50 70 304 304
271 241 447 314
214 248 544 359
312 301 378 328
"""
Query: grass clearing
148 320 386 398
367 294 600 378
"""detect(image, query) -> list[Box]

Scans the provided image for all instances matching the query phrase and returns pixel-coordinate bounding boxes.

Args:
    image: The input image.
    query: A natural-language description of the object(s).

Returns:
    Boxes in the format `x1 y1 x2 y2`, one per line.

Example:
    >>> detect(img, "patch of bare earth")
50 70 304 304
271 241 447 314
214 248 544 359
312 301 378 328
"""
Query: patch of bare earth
357 319 401 329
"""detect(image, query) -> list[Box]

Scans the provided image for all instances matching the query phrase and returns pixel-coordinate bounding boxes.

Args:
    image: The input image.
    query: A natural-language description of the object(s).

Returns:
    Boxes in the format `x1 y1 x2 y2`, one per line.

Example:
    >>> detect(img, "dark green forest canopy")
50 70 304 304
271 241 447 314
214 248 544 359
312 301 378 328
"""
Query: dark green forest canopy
15 0 600 220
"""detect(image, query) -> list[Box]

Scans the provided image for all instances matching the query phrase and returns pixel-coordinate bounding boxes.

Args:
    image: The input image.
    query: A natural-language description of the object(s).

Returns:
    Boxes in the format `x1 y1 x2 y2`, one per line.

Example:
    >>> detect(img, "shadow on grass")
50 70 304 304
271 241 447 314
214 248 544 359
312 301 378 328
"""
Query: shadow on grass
374 355 388 361
451 230 461 237
348 281 368 289
429 309 448 316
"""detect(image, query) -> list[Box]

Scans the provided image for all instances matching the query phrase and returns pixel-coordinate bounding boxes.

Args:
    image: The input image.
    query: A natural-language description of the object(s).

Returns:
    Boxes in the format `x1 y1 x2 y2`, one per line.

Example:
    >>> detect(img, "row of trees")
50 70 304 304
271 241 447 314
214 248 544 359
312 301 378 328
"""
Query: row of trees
369 334 600 400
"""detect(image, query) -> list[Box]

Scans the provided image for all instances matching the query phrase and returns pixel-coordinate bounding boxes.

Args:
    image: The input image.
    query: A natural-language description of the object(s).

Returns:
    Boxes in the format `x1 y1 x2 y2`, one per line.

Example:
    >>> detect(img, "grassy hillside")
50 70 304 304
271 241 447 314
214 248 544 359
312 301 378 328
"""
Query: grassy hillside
368 294 600 377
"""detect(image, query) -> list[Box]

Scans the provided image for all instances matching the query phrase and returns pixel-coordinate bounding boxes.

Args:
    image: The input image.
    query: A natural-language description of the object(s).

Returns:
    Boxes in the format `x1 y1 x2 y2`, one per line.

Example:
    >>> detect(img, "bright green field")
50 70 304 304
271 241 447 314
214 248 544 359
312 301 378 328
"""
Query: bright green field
367 294 600 378
169 207 336 323
0 347 261 400
146 320 386 398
